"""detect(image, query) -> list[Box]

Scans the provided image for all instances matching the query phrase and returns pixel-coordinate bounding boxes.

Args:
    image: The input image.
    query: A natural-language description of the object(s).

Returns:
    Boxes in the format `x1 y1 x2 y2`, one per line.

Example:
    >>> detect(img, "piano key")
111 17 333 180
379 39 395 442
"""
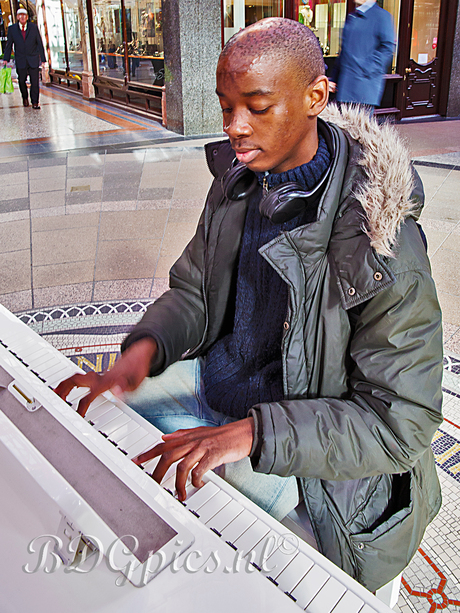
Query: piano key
233 519 271 555
275 551 314 594
289 564 330 609
66 387 91 406
206 499 244 533
220 508 258 544
40 361 76 382
115 426 150 450
105 418 140 442
360 606 380 613
246 529 279 570
186 480 220 511
122 434 156 459
90 407 123 430
45 365 77 387
99 413 132 437
327 590 364 613
305 576 346 613
85 400 116 422
193 490 232 524
261 548 299 580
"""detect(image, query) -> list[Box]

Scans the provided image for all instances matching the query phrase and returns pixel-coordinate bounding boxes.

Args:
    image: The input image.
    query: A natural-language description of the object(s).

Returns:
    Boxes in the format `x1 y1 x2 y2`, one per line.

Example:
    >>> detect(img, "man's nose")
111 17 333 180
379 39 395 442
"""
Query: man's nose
223 112 252 139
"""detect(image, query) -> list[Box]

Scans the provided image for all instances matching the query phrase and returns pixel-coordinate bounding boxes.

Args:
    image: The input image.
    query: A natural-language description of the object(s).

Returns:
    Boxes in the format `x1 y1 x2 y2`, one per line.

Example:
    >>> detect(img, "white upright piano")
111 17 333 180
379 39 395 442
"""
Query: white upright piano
0 304 393 613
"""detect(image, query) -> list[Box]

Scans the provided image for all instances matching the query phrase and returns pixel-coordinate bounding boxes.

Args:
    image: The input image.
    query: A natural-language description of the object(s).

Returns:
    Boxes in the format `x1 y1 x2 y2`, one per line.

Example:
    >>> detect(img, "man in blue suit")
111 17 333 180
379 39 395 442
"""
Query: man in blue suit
329 0 395 113
2 8 46 109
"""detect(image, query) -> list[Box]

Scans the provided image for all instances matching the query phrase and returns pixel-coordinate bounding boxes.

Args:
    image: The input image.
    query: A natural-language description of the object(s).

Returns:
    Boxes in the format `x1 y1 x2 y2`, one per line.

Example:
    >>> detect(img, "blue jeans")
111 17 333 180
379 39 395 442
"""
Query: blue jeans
125 358 299 521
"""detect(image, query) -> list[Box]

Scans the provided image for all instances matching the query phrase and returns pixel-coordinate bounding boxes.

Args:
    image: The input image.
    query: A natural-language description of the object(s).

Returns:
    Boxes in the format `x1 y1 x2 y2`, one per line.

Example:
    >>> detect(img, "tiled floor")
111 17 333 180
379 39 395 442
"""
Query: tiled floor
1 81 460 610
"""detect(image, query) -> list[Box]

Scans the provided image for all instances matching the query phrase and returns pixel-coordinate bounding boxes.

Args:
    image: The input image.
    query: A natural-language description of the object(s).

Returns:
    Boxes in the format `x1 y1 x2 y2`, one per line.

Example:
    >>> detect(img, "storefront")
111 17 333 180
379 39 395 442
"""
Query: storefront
5 0 459 131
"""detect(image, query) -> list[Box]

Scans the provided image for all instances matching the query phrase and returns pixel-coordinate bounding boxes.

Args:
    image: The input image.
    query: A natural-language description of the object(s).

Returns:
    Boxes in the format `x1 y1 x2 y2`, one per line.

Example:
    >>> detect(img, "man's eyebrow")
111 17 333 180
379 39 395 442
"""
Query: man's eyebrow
215 88 274 97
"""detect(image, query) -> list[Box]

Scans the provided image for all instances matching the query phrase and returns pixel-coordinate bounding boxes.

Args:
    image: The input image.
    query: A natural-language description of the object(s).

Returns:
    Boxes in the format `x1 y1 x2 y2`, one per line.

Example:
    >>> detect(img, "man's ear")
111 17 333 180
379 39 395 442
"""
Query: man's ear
306 75 329 117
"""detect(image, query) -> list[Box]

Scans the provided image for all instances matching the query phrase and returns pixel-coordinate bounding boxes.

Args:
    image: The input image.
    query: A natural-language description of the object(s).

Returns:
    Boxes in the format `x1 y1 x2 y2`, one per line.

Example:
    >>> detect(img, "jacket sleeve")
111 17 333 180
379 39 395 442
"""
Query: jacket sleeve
3 26 14 63
364 11 395 78
249 265 443 481
36 26 46 63
121 204 209 375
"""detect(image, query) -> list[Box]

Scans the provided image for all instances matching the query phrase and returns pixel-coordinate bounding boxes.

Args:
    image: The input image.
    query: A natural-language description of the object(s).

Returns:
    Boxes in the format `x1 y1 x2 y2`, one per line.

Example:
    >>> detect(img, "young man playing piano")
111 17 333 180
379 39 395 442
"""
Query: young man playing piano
56 18 443 592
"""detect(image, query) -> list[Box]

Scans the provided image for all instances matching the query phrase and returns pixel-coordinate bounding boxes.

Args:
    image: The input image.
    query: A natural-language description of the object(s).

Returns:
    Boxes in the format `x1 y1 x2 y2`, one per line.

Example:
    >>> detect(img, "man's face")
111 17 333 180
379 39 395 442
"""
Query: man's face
354 0 367 5
17 13 28 26
216 53 317 174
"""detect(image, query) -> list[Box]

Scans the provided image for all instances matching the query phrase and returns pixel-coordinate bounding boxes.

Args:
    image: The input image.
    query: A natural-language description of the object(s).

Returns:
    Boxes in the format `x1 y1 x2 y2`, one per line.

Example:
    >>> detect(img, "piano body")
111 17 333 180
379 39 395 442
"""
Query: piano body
0 304 393 613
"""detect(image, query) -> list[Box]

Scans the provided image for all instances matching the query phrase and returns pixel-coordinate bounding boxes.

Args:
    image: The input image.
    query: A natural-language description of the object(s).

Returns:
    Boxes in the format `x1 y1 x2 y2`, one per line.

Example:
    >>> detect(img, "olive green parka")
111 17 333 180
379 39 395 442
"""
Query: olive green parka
123 105 443 591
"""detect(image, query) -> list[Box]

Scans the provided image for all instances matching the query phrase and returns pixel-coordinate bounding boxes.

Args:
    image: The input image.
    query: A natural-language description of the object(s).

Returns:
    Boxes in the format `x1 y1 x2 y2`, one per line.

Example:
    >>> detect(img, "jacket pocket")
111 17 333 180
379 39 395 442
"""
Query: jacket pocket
349 469 429 592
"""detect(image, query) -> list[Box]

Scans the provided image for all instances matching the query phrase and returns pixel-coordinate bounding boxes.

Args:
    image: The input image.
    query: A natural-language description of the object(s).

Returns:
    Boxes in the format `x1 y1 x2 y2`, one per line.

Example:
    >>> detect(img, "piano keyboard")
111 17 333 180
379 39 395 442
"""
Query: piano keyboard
0 304 392 612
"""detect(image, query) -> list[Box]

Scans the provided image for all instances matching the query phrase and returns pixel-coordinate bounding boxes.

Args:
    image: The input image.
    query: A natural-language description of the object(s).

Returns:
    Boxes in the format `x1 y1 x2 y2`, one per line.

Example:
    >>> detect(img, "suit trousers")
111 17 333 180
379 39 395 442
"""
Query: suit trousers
17 65 40 104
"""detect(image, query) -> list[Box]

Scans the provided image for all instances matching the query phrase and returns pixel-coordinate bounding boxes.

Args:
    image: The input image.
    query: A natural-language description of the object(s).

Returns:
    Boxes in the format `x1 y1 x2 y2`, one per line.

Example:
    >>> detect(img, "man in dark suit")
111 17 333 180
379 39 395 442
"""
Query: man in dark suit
2 8 46 109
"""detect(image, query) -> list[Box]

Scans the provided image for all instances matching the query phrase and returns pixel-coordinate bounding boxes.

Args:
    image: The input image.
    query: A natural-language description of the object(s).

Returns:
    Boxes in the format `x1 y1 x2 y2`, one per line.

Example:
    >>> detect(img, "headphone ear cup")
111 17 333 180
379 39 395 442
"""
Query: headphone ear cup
260 183 308 224
222 162 259 201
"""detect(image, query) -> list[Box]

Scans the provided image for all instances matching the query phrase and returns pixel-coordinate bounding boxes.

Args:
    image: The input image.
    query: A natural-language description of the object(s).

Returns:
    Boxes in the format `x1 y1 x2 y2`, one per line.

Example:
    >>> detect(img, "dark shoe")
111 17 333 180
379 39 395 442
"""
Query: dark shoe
23 99 29 107
32 104 41 110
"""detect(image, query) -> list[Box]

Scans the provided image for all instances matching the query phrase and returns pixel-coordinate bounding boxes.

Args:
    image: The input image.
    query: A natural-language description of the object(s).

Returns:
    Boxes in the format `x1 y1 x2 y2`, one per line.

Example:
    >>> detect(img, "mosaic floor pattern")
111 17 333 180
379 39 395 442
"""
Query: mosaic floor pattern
17 301 460 612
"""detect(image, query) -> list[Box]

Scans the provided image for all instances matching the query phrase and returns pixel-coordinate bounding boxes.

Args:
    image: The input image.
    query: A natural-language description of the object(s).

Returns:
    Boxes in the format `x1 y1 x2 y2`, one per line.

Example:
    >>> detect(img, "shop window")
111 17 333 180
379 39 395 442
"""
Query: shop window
45 0 67 70
378 0 400 72
94 0 163 87
93 0 124 80
64 0 82 72
410 0 440 65
125 0 164 86
0 0 13 56
296 1 346 58
223 0 284 44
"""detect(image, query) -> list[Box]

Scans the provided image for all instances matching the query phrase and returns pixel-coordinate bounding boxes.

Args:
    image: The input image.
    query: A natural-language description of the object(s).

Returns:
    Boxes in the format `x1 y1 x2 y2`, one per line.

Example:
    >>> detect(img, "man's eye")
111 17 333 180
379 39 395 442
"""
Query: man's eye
221 108 232 114
251 107 270 115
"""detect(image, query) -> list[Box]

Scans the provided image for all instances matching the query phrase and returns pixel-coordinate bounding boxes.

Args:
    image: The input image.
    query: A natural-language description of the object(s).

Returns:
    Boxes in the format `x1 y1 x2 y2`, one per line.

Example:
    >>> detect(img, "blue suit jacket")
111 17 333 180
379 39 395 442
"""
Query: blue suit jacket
4 22 46 69
331 4 395 106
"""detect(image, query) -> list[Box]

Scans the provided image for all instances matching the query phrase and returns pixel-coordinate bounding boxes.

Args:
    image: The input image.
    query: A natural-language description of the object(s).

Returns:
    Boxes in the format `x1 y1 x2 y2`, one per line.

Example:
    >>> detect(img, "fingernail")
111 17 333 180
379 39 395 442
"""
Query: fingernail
111 385 124 398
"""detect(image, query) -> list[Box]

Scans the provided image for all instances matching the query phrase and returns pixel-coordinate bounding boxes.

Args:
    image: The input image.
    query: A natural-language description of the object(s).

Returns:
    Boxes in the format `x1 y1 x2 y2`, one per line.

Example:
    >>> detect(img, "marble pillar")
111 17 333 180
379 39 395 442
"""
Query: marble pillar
447 0 460 117
162 0 223 135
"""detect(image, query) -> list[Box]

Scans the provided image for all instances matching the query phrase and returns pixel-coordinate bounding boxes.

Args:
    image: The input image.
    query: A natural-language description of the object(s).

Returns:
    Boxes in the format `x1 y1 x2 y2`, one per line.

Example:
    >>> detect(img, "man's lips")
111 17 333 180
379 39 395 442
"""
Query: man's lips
234 149 261 164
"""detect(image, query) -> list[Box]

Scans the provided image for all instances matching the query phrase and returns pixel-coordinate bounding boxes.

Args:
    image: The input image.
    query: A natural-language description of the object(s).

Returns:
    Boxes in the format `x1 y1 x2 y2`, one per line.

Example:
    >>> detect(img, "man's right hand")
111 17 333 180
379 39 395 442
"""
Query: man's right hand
54 337 158 417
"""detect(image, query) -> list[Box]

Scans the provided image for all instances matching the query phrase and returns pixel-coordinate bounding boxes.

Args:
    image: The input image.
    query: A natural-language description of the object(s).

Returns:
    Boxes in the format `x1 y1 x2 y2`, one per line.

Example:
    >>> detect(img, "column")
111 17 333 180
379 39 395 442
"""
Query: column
162 0 223 136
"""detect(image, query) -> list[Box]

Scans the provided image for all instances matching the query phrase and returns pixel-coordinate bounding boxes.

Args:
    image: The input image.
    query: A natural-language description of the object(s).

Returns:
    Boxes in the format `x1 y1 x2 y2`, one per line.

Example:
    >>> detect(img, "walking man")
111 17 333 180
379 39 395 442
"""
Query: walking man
3 8 46 109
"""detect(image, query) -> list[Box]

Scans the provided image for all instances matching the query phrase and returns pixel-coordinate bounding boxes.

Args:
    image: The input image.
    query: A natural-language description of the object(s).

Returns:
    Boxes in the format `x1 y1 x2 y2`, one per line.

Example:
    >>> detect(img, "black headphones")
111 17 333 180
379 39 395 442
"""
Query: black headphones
221 123 333 225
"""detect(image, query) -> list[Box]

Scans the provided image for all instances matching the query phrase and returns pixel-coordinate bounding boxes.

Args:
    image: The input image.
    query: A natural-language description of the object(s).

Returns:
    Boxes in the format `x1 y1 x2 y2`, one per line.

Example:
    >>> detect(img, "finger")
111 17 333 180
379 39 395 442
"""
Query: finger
162 426 209 440
174 450 205 501
54 373 89 399
150 442 195 485
132 442 164 465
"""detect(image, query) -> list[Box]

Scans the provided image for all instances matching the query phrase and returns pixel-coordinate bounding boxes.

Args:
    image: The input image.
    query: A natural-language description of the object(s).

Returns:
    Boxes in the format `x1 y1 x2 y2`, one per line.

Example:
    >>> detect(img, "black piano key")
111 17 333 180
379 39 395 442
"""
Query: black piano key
226 541 237 551
251 562 262 572
99 431 108 438
189 509 200 518
285 592 297 603
88 420 95 426
267 576 279 587
109 439 118 447
118 448 128 455
210 527 222 537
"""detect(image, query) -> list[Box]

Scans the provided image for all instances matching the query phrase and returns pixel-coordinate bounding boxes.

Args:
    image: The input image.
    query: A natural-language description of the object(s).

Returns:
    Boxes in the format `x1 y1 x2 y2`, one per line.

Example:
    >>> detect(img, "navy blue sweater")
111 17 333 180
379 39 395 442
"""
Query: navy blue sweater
203 136 330 418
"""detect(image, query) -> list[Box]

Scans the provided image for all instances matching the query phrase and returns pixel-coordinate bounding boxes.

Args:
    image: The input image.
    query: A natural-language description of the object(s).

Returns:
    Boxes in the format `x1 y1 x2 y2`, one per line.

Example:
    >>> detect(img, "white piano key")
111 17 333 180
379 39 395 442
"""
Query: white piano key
143 456 161 474
245 530 279 569
328 590 364 613
220 508 258 543
186 480 220 511
91 407 123 430
261 548 299 580
85 400 116 422
44 365 77 387
122 434 156 458
290 564 330 609
115 427 150 451
195 490 232 524
66 387 91 405
100 413 132 437
305 576 346 613
40 360 74 381
206 499 244 533
106 418 141 442
275 551 314 594
233 519 271 554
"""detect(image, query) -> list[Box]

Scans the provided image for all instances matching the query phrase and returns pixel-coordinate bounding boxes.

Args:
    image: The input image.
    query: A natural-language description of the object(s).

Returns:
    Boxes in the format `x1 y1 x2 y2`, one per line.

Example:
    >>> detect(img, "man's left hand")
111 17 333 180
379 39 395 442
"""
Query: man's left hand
133 417 255 501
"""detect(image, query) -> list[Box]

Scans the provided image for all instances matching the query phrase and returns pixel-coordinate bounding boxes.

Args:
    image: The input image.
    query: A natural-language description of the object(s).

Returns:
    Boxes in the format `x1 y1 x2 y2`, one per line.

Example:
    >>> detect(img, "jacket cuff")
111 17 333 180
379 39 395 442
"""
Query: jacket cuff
248 407 263 467
121 330 166 376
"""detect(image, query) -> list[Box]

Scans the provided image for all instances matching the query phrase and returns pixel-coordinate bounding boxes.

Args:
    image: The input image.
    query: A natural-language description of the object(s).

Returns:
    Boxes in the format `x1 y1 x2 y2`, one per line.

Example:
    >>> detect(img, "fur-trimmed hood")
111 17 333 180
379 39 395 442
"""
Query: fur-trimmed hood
321 104 419 257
